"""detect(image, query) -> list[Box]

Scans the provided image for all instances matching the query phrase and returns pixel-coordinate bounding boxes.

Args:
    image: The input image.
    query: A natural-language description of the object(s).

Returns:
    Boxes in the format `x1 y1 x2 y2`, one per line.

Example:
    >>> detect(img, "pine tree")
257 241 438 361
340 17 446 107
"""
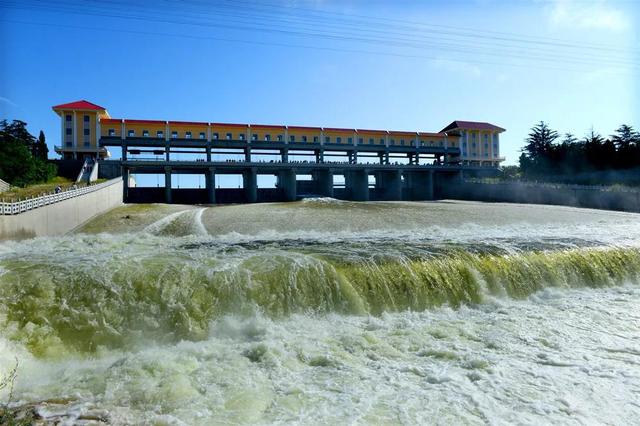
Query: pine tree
520 121 559 177
611 124 639 149
36 130 49 160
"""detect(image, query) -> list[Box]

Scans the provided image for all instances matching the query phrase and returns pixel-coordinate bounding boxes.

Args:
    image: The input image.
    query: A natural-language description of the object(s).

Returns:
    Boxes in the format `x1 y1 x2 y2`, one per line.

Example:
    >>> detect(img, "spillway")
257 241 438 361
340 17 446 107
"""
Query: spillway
1 200 639 424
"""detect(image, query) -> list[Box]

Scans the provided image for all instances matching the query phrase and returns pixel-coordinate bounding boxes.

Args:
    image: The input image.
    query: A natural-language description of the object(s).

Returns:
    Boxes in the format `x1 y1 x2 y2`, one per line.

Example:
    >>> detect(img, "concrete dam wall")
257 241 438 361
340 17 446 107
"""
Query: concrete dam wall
0 178 123 240
442 181 640 213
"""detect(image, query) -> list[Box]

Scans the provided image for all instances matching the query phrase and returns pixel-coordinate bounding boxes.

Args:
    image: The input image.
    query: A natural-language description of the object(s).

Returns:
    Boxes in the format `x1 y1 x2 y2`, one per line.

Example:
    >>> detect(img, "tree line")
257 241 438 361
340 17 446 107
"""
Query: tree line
518 122 640 179
0 119 56 187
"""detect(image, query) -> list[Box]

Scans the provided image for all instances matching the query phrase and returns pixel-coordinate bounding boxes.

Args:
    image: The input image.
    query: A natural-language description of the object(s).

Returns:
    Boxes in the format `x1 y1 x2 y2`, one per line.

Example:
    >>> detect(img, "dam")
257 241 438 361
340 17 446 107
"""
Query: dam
51 100 505 204
1 200 640 424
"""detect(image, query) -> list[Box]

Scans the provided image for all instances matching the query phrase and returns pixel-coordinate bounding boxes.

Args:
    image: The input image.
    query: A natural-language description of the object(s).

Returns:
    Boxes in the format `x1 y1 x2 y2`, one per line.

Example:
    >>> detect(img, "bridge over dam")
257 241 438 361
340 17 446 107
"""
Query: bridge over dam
51 99 505 204
98 138 496 204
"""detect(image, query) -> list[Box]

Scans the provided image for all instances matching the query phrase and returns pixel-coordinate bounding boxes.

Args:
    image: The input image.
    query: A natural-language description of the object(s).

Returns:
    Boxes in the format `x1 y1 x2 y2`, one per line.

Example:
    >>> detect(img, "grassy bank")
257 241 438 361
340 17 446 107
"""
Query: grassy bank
0 177 108 202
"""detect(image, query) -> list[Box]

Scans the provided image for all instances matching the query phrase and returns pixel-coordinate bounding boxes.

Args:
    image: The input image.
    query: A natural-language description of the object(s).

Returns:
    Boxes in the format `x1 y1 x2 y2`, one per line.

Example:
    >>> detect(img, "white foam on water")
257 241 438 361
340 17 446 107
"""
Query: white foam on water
1 286 639 424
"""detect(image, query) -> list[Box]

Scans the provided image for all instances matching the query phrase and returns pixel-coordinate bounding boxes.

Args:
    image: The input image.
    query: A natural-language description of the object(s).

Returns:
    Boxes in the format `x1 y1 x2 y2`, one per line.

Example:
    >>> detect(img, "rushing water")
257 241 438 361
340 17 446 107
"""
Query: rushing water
1 200 639 424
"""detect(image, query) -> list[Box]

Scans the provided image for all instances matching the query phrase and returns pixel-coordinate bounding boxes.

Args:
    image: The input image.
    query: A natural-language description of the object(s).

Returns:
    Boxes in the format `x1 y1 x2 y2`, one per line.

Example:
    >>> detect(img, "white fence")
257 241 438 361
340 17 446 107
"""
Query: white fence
0 178 121 215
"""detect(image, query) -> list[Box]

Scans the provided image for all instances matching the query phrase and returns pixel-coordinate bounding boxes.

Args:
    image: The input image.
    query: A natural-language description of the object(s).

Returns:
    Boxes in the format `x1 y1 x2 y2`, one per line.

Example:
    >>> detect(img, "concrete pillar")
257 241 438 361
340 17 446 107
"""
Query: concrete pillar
164 167 172 203
121 142 127 161
122 167 129 202
314 169 333 197
206 168 215 204
244 168 257 203
352 150 358 164
165 143 170 162
379 170 402 201
407 170 433 200
245 147 251 163
279 169 297 201
346 169 369 201
206 143 211 162
282 148 289 163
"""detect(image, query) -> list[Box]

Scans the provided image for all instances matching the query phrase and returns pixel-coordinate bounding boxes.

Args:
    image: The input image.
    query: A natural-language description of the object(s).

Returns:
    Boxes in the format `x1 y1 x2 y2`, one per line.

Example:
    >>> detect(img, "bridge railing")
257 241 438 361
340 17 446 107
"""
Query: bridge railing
0 178 120 215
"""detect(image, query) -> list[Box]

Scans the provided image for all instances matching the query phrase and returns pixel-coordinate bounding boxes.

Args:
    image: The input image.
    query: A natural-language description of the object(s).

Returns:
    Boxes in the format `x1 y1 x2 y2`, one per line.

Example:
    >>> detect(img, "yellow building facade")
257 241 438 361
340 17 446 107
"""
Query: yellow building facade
53 100 505 166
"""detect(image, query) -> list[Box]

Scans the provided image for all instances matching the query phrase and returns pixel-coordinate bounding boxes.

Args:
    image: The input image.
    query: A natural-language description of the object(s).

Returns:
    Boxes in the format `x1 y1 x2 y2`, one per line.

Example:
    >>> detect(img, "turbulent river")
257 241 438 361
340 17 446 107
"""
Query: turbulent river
1 200 640 424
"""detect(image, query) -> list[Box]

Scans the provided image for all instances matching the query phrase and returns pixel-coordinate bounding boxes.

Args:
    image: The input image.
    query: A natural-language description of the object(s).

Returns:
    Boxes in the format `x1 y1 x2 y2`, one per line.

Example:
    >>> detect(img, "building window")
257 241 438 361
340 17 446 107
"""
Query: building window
172 131 178 138
84 128 90 136
472 152 477 157
302 136 308 142
369 138 374 144
325 136 330 143
357 138 363 144
313 136 318 143
128 130 135 137
226 133 232 140
252 134 258 141
439 141 443 146
66 128 73 135
185 131 192 139
400 139 405 146
239 134 245 141
265 134 271 141
143 130 149 137
84 142 90 147
277 135 283 142
83 115 90 123
108 129 115 136
484 152 489 157
290 135 295 142
484 143 489 150
462 142 467 148
390 139 395 145
65 114 72 122
157 130 164 138
212 133 218 140
199 132 206 139
380 139 385 145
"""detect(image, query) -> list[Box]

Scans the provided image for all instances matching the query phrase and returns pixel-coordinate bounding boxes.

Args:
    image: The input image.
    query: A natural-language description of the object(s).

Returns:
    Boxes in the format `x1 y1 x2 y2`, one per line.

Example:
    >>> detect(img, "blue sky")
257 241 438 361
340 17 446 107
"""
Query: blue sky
1 0 638 169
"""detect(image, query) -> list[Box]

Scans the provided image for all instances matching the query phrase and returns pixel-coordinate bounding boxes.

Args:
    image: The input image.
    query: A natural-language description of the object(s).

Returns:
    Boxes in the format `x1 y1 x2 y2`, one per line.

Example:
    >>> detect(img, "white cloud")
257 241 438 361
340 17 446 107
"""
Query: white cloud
431 58 482 78
0 96 17 107
547 0 629 32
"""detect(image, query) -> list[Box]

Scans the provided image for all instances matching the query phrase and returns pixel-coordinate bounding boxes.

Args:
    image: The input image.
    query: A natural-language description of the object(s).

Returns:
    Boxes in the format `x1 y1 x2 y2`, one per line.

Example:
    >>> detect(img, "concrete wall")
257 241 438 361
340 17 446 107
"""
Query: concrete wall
443 181 640 213
0 179 123 240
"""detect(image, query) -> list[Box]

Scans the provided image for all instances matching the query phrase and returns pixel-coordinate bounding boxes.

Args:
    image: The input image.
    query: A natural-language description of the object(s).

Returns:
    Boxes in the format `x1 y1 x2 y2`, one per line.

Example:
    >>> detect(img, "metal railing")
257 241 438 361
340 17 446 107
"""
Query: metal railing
0 178 120 215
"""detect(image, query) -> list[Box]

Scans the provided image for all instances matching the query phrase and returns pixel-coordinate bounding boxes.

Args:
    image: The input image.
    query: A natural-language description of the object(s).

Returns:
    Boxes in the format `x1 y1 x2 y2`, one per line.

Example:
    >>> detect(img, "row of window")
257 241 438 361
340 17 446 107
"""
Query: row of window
109 129 449 147
66 128 91 135
65 114 92 123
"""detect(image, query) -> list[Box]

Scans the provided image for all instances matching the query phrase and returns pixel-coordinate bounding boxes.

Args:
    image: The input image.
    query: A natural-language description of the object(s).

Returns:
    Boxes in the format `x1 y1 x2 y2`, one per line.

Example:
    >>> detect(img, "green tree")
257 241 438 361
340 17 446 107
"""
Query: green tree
520 121 559 177
0 120 56 186
34 130 49 160
611 124 639 149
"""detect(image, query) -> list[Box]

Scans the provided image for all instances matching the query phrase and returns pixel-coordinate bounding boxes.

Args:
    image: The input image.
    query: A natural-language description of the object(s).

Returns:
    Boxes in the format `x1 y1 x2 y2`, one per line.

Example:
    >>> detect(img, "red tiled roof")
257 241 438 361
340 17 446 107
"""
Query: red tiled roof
212 122 248 128
250 124 286 129
388 130 418 136
52 100 106 111
419 132 446 137
287 125 321 131
169 120 208 126
323 127 356 132
356 129 388 135
125 119 166 125
101 118 122 124
440 121 505 133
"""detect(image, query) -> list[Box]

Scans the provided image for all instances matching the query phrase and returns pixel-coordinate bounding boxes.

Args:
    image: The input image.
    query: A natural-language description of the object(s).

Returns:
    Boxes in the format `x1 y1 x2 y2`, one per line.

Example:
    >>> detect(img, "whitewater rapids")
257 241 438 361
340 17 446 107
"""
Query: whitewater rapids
0 200 639 424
